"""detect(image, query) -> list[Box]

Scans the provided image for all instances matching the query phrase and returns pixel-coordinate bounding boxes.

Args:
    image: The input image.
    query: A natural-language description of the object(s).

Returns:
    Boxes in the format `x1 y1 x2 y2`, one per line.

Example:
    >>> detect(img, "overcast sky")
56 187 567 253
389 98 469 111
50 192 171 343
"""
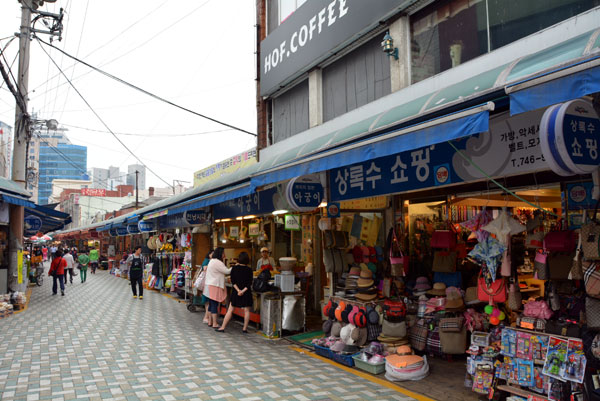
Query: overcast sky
0 0 257 189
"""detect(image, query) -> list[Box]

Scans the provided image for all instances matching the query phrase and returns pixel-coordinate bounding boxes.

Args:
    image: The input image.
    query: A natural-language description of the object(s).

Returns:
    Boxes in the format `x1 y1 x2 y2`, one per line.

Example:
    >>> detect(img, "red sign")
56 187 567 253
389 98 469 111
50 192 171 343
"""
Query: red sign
81 188 106 197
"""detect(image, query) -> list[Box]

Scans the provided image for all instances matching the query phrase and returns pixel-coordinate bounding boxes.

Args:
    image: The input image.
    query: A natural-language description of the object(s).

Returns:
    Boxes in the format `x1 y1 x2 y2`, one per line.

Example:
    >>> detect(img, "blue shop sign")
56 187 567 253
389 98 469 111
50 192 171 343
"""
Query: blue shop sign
138 220 156 232
116 226 129 236
127 224 140 234
184 210 210 225
214 187 277 219
330 111 548 201
566 182 595 210
287 180 323 210
24 215 42 235
562 114 599 167
109 228 118 237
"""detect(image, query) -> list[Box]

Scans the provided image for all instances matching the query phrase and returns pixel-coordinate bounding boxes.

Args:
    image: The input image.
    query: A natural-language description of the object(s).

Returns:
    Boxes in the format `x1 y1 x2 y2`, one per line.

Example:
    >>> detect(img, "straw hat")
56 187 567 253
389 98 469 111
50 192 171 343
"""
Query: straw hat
355 289 378 301
357 269 374 288
427 282 447 296
445 287 465 310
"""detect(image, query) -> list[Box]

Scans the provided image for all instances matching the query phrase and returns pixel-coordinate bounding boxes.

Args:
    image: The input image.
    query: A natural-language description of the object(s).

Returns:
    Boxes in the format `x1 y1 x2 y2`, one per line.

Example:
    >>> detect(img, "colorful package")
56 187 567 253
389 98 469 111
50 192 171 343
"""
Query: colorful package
501 329 517 357
543 336 568 380
516 332 533 360
563 339 586 383
530 366 549 394
516 359 534 387
472 369 494 395
531 334 549 361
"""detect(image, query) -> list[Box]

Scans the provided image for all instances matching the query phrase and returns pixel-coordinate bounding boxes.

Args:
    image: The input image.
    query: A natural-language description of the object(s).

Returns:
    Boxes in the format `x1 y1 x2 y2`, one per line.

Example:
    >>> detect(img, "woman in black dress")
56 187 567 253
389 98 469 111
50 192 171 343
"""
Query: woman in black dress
219 252 253 333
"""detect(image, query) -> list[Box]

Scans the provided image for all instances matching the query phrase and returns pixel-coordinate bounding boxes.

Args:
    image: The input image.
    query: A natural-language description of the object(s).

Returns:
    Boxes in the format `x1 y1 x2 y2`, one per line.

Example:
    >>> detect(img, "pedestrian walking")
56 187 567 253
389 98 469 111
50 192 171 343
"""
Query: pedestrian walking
42 246 48 262
126 246 144 299
218 251 253 333
204 247 231 329
63 248 75 285
78 252 89 283
200 249 213 324
48 249 67 296
50 245 57 261
89 247 99 274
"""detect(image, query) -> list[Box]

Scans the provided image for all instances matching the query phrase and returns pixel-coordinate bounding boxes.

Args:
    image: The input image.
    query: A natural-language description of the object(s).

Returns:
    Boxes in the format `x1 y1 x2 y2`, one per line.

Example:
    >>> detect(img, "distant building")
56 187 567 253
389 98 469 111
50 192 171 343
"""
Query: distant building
126 164 146 190
0 121 12 178
89 165 124 190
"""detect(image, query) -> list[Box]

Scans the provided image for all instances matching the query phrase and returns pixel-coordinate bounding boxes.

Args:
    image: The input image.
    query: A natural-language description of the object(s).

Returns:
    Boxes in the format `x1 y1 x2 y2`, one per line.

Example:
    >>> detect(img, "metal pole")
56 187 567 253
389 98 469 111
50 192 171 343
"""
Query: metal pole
135 170 139 210
8 0 33 292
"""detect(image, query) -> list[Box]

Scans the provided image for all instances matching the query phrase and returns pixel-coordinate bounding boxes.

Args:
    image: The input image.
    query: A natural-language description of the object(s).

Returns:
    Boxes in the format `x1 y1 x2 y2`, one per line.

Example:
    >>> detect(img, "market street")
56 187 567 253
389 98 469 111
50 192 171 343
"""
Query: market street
0 264 418 401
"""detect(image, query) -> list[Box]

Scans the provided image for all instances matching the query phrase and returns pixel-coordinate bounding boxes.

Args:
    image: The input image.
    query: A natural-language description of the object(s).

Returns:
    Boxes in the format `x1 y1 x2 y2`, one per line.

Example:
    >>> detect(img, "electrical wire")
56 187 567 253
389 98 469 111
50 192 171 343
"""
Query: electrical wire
60 123 234 137
36 40 176 189
36 37 257 137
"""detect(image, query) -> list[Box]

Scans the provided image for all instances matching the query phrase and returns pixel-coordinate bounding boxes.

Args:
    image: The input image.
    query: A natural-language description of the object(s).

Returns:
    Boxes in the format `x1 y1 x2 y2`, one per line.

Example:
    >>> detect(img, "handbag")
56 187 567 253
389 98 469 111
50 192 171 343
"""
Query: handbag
439 317 464 332
570 249 584 280
323 248 344 273
534 251 549 280
523 300 553 320
526 231 544 249
543 221 576 252
545 318 581 337
548 252 575 280
432 251 457 273
586 296 600 330
507 283 522 310
389 228 408 276
477 275 506 304
431 230 456 250
584 261 600 299
440 326 467 355
409 323 428 351
582 221 600 261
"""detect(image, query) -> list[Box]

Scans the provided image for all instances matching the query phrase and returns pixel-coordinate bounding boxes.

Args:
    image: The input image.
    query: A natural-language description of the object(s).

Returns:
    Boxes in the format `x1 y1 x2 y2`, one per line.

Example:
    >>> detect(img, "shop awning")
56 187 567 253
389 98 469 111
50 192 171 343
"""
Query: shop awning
25 205 71 233
1 193 36 208
506 30 600 115
251 105 492 190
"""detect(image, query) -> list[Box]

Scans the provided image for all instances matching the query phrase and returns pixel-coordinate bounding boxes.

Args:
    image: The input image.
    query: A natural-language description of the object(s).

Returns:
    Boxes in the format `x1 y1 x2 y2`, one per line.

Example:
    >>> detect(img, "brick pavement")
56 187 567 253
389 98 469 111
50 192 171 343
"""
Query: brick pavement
0 263 418 401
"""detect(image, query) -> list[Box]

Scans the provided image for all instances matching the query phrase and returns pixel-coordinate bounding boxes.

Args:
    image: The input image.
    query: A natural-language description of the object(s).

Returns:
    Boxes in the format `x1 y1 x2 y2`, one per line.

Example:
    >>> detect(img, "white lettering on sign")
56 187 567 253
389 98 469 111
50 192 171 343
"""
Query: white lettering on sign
411 147 432 182
263 0 349 76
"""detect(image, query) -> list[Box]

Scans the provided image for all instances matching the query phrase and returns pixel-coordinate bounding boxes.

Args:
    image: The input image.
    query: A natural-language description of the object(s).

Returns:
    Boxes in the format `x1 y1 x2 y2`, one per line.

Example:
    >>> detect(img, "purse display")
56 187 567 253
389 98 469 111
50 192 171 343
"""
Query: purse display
432 251 457 273
582 221 600 261
586 296 600 329
523 300 553 320
507 283 522 310
534 251 548 280
584 261 600 299
477 275 506 304
431 230 456 250
548 252 575 280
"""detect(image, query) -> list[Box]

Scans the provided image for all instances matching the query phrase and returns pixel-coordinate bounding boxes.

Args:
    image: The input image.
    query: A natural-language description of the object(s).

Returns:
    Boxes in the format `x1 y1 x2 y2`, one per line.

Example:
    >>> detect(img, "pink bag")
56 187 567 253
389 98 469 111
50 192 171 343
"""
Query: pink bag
431 230 456 249
523 300 553 320
543 221 575 252
390 228 408 276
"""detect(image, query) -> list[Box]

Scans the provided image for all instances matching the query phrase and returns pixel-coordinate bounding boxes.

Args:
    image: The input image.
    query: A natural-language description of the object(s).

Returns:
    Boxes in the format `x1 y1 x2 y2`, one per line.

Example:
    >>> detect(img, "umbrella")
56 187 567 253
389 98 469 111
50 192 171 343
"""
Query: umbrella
40 235 52 241
468 236 505 283
482 209 525 246
29 235 40 241
460 208 492 242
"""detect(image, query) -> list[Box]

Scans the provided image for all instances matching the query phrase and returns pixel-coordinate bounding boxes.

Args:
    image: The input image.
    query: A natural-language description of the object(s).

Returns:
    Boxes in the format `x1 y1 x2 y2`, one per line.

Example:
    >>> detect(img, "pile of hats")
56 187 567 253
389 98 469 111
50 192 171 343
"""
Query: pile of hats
385 347 429 381
356 341 386 365
344 266 360 298
412 276 431 296
322 300 368 347
356 270 378 301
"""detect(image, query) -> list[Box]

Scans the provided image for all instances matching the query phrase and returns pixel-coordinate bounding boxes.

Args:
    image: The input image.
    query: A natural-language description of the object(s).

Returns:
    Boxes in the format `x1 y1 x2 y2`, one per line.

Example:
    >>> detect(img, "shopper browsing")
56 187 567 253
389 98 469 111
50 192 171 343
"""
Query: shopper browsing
78 252 89 283
62 248 75 285
256 247 275 271
89 247 99 274
201 250 213 325
218 251 253 333
48 249 67 296
127 246 144 299
204 247 231 329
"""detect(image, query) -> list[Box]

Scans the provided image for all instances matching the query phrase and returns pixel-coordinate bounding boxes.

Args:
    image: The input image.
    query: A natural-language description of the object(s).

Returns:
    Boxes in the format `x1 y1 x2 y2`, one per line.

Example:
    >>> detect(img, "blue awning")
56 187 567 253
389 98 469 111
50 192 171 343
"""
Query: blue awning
25 205 71 233
251 107 491 190
125 215 139 224
154 184 253 217
508 58 600 115
2 194 36 208
96 224 112 232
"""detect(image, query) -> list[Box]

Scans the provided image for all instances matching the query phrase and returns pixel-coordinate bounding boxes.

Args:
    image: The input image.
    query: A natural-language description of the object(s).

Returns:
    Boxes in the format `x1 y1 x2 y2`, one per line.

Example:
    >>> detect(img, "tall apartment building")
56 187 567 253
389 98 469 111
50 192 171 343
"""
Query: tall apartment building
90 165 124 190
126 164 146 190
0 121 12 178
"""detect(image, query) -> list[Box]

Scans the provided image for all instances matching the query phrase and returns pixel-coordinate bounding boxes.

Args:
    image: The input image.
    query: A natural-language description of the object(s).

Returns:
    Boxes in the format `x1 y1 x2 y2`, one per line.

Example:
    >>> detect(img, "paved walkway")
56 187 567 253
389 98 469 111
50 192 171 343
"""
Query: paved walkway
0 263 418 401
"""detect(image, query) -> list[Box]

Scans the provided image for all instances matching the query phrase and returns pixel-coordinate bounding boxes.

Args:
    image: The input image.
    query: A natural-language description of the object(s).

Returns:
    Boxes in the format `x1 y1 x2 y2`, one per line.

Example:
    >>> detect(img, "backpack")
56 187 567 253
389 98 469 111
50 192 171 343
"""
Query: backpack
384 299 407 322
253 269 276 293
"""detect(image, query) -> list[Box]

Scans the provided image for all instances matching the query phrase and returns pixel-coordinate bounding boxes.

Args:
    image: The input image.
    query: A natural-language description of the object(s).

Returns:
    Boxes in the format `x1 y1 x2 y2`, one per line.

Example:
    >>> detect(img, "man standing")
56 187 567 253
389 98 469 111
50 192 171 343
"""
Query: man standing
63 249 75 285
78 252 89 283
89 247 99 274
50 244 57 261
48 249 67 296
127 246 144 299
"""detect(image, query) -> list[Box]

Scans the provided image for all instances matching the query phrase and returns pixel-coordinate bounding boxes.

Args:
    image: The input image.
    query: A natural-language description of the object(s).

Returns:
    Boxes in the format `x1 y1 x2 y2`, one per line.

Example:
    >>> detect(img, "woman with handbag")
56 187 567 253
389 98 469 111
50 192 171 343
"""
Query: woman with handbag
218 252 253 333
204 247 232 329
48 249 67 296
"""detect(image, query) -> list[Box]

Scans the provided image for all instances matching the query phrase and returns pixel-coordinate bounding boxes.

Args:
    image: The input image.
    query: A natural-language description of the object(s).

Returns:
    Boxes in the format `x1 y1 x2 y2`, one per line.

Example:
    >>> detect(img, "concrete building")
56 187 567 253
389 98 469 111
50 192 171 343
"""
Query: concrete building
127 164 146 190
89 165 125 190
48 179 93 204
0 121 12 179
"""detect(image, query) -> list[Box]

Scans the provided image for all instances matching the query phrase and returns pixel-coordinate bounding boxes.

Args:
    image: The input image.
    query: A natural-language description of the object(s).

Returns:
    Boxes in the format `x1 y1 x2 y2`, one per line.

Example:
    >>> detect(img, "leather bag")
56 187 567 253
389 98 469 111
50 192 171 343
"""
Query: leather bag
432 251 457 273
544 224 576 253
534 251 549 280
548 252 575 280
584 261 600 299
477 275 506 304
582 221 600 261
545 318 581 338
389 228 408 277
431 230 456 250
523 300 553 320
439 325 467 355
323 248 345 273
586 296 600 330
507 283 522 310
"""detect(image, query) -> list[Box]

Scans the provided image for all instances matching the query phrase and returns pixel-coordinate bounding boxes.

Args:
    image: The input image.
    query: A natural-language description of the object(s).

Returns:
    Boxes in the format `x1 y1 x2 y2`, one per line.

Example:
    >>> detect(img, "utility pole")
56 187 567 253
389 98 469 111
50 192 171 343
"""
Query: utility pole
8 0 61 292
135 170 139 210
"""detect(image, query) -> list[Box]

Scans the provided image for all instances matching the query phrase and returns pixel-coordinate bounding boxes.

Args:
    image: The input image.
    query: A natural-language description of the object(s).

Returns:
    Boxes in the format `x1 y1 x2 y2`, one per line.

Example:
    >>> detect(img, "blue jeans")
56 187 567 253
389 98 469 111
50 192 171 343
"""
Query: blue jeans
208 299 219 313
52 274 64 294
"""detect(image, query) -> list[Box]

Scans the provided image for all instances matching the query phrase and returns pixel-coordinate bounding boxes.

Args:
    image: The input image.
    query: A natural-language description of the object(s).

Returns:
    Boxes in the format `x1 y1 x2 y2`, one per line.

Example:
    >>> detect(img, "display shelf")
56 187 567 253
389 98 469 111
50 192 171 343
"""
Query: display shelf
497 384 548 400
330 295 384 308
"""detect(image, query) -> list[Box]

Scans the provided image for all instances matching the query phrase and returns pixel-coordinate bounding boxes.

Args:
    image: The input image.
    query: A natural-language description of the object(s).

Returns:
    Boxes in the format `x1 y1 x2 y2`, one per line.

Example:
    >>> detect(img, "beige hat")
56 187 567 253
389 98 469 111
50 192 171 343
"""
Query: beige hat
427 282 447 296
260 247 269 253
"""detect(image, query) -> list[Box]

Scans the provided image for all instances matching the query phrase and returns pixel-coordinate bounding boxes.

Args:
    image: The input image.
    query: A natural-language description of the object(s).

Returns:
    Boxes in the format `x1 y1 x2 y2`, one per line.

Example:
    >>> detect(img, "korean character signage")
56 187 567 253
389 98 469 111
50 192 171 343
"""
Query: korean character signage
566 181 595 210
285 176 323 212
81 188 106 197
138 220 156 232
116 227 129 236
330 109 548 201
214 187 278 219
183 210 209 226
127 224 140 234
540 99 599 177
24 215 42 235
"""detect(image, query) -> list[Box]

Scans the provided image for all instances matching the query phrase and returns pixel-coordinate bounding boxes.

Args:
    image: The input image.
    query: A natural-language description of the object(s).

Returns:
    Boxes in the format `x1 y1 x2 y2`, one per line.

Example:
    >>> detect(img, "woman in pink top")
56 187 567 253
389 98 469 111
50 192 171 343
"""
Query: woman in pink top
203 247 231 329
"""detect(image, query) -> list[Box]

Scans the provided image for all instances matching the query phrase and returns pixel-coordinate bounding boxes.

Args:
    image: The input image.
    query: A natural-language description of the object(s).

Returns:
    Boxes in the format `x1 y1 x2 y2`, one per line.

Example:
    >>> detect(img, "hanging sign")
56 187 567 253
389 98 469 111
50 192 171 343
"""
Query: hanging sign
326 202 340 218
214 187 278 219
127 224 140 234
248 223 260 237
109 228 118 237
566 182 595 210
24 215 42 235
285 214 301 231
330 109 548 201
540 99 599 177
116 227 129 236
183 210 210 226
285 176 323 212
229 226 239 238
138 220 156 232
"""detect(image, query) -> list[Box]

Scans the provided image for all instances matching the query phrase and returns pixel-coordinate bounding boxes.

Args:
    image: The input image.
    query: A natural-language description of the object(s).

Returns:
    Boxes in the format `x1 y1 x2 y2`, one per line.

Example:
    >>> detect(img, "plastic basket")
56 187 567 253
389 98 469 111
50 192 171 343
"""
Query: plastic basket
332 352 359 367
313 344 333 359
352 355 386 374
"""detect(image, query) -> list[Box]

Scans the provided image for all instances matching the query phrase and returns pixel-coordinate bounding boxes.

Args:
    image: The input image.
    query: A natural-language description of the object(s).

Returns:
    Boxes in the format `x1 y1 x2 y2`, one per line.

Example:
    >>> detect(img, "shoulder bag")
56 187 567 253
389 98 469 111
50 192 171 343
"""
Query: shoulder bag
477 274 506 304
582 199 600 261
432 251 457 273
543 220 576 252
584 261 600 299
389 228 408 276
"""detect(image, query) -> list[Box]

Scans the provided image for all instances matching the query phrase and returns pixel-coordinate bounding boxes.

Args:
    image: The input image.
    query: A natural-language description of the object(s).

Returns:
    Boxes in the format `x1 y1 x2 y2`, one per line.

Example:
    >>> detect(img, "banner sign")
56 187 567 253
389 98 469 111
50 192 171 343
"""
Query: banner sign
81 188 106 197
109 228 118 237
285 176 323 211
24 215 42 235
183 210 210 226
330 109 548 201
214 187 278 219
260 0 403 96
127 224 140 234
116 227 129 236
158 212 212 229
285 214 301 230
194 148 257 187
138 220 156 232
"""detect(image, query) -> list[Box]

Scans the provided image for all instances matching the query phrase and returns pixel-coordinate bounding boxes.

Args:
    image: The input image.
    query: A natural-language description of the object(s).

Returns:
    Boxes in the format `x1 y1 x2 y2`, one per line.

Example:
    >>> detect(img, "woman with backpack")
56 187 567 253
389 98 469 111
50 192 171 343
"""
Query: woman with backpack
218 251 253 333
204 247 231 329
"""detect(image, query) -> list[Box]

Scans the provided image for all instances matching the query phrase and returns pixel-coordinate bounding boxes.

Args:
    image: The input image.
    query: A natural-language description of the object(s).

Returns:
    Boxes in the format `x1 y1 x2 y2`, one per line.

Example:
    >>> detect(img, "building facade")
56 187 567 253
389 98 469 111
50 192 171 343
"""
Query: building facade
0 121 12 179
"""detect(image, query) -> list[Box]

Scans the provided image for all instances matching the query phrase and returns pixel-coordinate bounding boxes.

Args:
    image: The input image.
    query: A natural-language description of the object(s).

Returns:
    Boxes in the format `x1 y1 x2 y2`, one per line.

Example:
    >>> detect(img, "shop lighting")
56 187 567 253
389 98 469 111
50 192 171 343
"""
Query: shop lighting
243 215 257 220
272 210 288 215
215 219 221 223
318 201 327 208
219 218 232 222
381 32 398 60
236 216 244 221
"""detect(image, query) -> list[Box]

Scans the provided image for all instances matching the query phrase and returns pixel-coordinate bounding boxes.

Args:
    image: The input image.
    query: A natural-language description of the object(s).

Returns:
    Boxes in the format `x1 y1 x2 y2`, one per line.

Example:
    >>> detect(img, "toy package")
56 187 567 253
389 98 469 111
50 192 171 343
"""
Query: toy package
501 329 517 357
503 356 518 384
516 332 533 360
531 334 549 361
543 337 568 380
563 339 586 383
529 366 549 394
472 368 494 395
494 360 506 380
548 377 569 401
516 359 535 387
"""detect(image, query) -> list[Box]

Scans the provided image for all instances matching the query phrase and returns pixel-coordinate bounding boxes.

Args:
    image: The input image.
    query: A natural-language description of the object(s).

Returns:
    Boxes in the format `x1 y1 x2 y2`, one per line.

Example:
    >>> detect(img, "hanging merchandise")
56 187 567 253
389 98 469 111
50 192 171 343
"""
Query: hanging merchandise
460 207 492 242
468 236 506 284
581 199 600 261
482 209 525 247
543 220 576 253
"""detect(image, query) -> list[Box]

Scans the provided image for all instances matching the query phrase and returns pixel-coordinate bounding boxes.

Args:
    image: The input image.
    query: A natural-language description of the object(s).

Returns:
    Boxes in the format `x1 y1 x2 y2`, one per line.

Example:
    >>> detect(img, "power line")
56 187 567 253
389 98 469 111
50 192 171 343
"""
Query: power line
60 123 234 137
36 40 175 189
36 37 257 137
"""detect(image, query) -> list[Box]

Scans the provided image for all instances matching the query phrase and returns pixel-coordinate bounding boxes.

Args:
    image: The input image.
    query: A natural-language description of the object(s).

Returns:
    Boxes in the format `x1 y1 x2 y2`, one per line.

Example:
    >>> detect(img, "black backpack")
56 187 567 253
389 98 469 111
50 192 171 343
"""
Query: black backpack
253 269 277 293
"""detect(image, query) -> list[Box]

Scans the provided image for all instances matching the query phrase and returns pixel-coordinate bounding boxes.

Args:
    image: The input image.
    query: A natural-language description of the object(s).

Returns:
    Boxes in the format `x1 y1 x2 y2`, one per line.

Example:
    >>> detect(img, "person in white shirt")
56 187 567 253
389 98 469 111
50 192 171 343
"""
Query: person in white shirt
256 247 275 271
62 249 76 285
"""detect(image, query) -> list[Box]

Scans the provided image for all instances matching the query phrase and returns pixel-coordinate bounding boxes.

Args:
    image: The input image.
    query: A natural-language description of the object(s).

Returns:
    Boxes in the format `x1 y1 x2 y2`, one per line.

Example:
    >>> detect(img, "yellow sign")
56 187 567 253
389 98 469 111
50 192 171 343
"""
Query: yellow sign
17 250 23 284
194 148 257 187
340 196 388 210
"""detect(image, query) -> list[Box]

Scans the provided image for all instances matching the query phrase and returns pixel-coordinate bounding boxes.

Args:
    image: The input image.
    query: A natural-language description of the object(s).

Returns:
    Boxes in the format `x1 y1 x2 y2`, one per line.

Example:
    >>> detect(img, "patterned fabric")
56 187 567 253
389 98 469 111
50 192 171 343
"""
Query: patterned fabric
410 324 428 351
426 326 444 357
468 237 505 284
584 262 600 298
367 322 382 342
460 209 492 243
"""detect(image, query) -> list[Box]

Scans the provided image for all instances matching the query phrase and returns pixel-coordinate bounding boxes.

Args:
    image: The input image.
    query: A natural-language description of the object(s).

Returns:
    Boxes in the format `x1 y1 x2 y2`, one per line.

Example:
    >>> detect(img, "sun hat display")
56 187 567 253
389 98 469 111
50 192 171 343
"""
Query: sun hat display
355 287 378 301
444 287 465 310
331 321 343 337
340 324 355 345
357 270 374 288
427 282 447 296
348 266 361 276
350 326 368 347
413 276 431 292
322 319 333 336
